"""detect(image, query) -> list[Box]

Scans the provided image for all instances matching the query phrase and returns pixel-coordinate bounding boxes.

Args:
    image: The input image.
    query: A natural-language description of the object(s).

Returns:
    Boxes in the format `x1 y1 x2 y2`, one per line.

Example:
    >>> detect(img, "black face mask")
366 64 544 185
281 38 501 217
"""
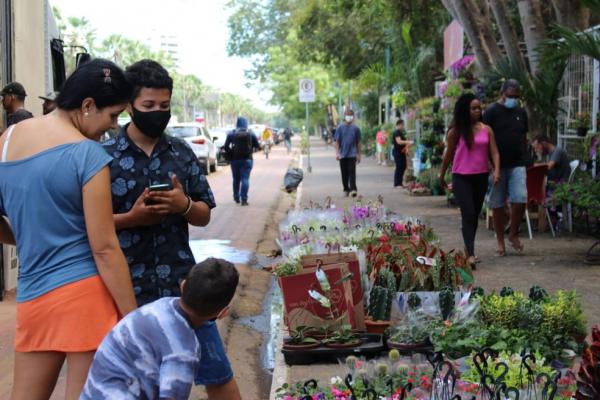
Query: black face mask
131 107 171 138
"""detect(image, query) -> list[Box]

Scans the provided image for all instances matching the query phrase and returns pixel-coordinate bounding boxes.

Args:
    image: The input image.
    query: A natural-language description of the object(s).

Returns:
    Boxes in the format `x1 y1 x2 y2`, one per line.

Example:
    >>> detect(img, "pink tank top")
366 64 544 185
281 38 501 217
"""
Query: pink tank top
452 127 490 174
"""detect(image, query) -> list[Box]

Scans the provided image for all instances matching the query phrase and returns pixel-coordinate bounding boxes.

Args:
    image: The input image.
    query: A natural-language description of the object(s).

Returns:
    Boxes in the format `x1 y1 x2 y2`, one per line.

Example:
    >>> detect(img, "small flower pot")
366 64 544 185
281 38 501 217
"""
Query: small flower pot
365 320 391 334
324 339 362 349
282 341 321 351
577 127 588 137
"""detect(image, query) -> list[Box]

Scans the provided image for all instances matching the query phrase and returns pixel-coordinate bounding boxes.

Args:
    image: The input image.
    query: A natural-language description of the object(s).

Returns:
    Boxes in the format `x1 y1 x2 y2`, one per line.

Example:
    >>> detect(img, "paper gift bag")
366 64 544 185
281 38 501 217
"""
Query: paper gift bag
278 263 355 334
300 252 366 330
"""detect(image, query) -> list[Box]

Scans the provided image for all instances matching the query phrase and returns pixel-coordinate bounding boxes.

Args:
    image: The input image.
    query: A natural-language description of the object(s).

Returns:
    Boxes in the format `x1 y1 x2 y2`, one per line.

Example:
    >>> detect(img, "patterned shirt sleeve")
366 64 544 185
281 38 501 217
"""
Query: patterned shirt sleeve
158 353 197 399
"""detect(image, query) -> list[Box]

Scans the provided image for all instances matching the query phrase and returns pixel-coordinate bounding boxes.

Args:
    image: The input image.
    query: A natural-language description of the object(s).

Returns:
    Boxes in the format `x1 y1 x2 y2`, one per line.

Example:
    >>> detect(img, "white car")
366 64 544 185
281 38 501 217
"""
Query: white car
210 127 231 165
166 122 218 174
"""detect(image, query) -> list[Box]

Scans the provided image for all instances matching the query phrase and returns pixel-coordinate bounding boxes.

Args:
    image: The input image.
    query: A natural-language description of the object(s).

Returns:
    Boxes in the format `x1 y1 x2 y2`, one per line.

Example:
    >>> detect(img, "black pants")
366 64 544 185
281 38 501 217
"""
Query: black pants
452 173 489 256
339 157 357 192
393 151 407 187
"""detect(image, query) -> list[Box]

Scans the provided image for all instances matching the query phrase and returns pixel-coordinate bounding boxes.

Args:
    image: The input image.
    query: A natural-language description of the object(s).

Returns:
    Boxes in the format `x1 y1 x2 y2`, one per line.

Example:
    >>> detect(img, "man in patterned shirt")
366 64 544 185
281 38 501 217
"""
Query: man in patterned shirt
81 258 239 400
103 60 241 399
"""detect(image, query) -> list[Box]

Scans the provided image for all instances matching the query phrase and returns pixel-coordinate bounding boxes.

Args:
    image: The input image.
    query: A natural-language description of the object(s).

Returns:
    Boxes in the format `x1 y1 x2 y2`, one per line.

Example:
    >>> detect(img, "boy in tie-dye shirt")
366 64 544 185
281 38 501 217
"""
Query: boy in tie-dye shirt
81 258 239 400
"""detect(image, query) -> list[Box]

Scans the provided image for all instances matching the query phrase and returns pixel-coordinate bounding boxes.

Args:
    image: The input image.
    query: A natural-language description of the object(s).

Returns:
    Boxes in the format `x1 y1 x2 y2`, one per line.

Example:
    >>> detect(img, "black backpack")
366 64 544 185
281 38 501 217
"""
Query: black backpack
230 128 254 159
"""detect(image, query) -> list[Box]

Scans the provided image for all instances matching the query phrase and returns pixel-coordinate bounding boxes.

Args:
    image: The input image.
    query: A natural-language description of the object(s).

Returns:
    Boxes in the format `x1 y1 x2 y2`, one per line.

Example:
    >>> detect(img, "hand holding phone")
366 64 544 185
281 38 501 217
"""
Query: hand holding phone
144 184 172 205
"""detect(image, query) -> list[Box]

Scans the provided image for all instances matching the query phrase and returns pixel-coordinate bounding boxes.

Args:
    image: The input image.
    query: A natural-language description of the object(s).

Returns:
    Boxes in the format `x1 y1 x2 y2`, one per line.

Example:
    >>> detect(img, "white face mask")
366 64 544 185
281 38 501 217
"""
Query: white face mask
345 115 354 123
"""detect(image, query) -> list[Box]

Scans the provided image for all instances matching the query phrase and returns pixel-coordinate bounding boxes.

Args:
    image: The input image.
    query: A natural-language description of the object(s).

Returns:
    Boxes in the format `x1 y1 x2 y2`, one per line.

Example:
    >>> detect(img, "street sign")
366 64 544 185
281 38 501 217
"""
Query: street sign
299 79 316 103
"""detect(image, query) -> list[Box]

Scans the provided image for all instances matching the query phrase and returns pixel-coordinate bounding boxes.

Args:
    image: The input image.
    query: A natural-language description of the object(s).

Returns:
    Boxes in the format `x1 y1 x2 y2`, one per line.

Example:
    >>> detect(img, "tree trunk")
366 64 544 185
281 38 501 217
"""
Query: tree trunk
517 0 547 75
551 0 590 30
489 0 527 71
441 0 494 71
473 0 503 62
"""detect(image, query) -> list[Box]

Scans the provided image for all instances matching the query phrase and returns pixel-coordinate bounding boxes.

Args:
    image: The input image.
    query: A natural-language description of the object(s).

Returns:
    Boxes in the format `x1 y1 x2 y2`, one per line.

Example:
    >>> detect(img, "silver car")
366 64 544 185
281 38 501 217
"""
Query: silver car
166 122 218 174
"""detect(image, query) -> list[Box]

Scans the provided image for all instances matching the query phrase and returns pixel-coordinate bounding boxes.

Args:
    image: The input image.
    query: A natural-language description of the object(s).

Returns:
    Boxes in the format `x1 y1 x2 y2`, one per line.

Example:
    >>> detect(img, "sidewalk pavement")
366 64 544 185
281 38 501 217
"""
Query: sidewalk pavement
272 137 600 393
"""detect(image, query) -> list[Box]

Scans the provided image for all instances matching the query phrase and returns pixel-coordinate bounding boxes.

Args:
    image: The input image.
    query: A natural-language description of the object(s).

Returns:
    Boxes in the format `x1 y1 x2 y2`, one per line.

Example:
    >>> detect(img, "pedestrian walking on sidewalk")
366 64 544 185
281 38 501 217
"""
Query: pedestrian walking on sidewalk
0 59 137 400
392 119 413 187
283 127 293 154
103 60 241 399
375 128 388 165
483 79 529 256
439 93 500 268
334 109 362 197
224 116 260 206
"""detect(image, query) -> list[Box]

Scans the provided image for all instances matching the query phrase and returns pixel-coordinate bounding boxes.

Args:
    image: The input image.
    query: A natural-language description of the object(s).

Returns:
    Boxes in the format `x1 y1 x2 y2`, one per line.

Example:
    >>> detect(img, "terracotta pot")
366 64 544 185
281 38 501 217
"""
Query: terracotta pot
324 339 362 349
282 341 321 351
365 320 391 334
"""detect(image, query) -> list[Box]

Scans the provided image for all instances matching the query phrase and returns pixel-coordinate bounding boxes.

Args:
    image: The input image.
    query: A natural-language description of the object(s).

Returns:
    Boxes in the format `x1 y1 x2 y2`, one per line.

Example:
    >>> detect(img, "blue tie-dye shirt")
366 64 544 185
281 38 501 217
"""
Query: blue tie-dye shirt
103 126 216 305
81 298 200 400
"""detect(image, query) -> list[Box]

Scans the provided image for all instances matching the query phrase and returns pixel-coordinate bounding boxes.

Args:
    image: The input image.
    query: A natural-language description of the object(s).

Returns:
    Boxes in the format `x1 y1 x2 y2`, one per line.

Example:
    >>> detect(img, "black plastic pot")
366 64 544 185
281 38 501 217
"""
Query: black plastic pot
577 127 588 137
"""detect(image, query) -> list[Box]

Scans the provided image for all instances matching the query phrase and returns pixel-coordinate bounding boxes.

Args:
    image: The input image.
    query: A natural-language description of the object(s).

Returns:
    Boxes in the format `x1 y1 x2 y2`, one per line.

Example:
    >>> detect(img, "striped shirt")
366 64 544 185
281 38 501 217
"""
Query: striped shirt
81 298 200 400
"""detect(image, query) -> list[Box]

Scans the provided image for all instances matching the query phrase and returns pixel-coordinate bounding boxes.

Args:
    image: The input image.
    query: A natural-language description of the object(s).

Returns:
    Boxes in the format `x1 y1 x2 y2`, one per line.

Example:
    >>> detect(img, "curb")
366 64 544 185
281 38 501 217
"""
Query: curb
268 153 304 399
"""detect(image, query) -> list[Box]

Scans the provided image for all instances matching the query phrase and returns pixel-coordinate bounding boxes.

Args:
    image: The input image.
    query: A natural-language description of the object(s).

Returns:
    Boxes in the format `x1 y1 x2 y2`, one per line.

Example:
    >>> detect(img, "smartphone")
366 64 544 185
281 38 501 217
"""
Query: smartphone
148 183 172 192
145 183 172 205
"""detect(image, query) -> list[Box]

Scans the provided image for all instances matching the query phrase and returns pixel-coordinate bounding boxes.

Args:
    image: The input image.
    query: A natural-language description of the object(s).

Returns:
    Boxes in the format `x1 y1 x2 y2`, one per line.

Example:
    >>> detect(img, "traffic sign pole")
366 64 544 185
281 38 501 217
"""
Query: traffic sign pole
305 102 311 173
299 79 316 173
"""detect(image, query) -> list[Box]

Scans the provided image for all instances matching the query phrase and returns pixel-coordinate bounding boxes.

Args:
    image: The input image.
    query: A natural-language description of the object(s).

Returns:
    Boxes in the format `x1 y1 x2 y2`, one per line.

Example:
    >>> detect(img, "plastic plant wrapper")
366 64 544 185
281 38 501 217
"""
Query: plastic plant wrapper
279 263 356 333
389 310 441 345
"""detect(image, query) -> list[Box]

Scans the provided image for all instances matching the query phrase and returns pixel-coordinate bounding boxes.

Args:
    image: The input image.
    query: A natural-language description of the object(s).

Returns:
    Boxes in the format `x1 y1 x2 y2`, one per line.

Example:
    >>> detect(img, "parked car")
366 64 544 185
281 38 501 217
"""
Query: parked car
210 127 231 165
166 122 218 174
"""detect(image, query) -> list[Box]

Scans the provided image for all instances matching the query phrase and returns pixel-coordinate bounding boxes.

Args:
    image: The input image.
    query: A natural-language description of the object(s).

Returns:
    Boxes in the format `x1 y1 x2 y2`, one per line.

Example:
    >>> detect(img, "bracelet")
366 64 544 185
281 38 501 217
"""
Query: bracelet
181 196 193 216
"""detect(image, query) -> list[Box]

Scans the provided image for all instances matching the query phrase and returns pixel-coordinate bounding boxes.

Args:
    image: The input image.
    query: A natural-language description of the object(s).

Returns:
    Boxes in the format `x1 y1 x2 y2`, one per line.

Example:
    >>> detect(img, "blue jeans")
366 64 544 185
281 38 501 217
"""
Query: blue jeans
231 159 253 202
194 321 234 386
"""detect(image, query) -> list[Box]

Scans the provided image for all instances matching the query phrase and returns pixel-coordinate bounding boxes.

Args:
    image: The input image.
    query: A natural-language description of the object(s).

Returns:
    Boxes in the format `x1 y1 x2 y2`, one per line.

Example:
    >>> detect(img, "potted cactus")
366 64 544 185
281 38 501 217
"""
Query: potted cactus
365 268 396 334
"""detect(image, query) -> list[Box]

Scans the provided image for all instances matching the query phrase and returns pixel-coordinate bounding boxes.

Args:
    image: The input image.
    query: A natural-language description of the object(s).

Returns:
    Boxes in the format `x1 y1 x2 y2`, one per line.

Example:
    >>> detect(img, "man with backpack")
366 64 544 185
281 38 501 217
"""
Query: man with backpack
224 117 260 206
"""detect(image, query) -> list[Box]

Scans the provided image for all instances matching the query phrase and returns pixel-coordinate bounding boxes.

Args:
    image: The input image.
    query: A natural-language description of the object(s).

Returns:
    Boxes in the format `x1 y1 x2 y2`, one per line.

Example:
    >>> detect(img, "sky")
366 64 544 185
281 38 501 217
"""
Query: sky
51 0 276 112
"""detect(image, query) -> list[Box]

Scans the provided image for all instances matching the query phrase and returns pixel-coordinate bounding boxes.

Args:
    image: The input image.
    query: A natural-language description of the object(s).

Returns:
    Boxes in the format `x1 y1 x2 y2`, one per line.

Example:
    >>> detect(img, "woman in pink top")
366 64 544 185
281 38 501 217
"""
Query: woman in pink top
375 129 388 165
439 93 500 267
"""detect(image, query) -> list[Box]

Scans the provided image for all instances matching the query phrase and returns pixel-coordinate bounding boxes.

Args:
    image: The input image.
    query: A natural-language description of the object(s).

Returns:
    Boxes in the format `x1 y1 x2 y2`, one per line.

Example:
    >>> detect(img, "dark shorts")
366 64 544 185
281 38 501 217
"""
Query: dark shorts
194 320 234 386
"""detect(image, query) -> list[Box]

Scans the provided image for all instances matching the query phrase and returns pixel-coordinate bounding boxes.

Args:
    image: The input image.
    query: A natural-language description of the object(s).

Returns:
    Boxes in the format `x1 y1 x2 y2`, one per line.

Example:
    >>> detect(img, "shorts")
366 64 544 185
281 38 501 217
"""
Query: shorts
376 143 384 153
15 275 118 352
488 166 528 208
194 320 234 386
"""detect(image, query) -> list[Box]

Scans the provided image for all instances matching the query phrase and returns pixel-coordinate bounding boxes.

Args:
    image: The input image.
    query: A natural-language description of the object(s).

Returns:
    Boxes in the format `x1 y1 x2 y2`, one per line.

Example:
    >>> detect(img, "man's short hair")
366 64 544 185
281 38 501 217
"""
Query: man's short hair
396 119 404 126
532 134 551 144
501 79 520 94
345 109 354 115
125 59 173 102
181 258 239 317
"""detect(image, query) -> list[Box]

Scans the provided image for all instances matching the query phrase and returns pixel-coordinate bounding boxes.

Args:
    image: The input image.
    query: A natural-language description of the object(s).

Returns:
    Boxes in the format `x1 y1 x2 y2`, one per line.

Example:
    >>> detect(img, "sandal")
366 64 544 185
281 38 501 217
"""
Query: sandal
467 256 477 270
508 238 524 254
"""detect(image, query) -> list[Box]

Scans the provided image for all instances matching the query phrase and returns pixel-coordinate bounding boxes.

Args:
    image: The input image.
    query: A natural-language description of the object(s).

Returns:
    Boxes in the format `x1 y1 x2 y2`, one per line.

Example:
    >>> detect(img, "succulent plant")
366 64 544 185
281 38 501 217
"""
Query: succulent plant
576 325 600 399
407 292 422 310
389 349 401 361
439 287 455 320
377 362 389 376
368 268 397 321
529 285 549 302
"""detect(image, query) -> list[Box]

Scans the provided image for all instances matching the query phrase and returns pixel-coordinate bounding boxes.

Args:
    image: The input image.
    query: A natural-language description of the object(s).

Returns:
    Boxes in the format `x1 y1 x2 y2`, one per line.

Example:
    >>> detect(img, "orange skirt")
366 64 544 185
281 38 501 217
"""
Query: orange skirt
15 275 119 352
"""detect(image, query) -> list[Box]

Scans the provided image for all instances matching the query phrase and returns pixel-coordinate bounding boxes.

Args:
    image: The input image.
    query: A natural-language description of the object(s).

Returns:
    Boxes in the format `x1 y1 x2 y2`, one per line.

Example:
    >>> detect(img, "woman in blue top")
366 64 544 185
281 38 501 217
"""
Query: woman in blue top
0 59 137 400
